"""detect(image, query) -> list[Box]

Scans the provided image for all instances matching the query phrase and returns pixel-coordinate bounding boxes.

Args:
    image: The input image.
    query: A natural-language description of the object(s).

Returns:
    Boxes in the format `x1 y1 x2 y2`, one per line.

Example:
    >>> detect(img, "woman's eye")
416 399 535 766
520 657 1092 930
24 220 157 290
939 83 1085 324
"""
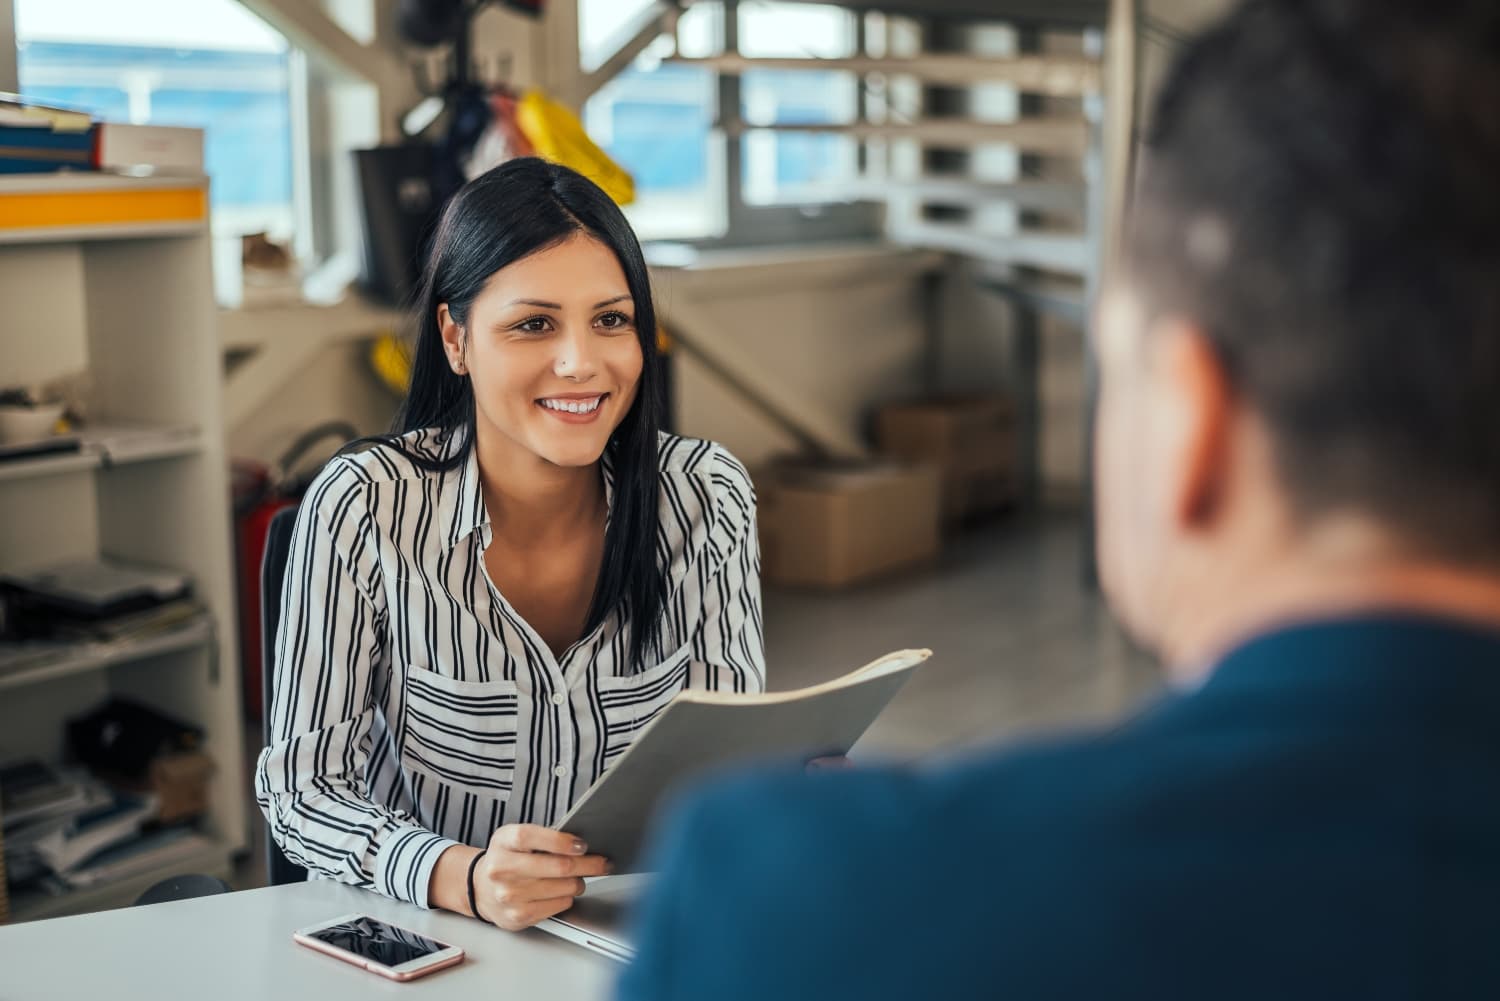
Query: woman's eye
515 316 551 333
598 311 633 331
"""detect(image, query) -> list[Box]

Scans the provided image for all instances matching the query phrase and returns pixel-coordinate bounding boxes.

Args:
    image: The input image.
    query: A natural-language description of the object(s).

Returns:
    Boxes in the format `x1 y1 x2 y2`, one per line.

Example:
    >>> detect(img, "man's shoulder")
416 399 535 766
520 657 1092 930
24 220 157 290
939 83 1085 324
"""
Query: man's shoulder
623 714 1224 1001
663 704 1206 871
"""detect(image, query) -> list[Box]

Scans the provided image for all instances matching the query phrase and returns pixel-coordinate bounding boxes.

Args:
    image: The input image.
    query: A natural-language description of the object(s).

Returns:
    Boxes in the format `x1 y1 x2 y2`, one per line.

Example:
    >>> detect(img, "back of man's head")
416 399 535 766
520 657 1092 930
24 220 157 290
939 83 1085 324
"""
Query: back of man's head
1125 0 1500 567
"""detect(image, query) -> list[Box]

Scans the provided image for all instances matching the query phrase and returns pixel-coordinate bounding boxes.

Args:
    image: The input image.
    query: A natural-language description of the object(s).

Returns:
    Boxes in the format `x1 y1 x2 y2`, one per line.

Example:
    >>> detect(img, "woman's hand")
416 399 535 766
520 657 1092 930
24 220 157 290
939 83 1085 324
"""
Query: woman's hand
471 824 612 931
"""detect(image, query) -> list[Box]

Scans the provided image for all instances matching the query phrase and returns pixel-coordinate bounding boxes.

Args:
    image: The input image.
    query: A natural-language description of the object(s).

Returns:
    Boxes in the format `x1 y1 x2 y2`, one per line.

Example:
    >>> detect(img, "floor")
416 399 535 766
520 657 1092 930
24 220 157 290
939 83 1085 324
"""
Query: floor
235 514 1163 888
763 514 1162 761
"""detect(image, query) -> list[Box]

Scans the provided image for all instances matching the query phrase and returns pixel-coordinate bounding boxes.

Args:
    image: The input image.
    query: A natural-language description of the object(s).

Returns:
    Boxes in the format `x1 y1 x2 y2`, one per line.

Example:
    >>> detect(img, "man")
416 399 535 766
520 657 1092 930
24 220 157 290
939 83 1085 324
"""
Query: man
617 1 1500 997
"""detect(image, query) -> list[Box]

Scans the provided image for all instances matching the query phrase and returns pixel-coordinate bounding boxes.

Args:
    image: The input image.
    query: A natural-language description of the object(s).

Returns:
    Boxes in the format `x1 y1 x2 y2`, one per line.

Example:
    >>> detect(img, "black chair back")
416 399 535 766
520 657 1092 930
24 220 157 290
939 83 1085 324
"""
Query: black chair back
261 505 308 887
134 874 232 907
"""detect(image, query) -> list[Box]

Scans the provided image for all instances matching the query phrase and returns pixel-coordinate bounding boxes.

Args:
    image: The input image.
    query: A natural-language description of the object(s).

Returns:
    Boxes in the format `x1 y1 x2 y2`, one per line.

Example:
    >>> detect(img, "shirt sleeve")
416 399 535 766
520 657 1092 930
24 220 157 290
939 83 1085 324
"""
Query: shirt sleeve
690 450 766 695
253 461 459 907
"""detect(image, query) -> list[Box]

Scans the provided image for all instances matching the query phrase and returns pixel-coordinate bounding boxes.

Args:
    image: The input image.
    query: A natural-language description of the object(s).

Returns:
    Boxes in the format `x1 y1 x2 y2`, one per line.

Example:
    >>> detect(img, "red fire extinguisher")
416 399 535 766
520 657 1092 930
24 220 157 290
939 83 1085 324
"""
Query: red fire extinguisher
232 422 360 721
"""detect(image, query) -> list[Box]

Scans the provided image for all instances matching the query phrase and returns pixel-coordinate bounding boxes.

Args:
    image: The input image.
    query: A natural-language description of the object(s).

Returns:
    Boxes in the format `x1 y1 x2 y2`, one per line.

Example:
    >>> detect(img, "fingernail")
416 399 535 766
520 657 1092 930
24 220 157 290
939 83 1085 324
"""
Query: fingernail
572 840 588 855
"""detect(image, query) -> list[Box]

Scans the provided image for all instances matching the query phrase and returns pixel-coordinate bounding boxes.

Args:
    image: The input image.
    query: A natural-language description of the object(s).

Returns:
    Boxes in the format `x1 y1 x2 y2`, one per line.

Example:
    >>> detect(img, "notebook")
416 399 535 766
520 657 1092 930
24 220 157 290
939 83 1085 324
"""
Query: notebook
556 648 930 872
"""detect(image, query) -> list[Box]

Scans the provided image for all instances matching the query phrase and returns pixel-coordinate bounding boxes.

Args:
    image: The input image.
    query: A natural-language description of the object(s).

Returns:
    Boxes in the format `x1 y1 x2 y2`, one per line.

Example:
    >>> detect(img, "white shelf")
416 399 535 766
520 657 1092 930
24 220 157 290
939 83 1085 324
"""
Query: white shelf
837 177 1088 215
0 618 213 692
0 173 209 245
0 154 252 922
666 53 1102 96
0 450 97 481
726 118 1090 157
0 427 202 484
7 836 235 924
0 173 209 195
892 222 1093 275
0 220 205 245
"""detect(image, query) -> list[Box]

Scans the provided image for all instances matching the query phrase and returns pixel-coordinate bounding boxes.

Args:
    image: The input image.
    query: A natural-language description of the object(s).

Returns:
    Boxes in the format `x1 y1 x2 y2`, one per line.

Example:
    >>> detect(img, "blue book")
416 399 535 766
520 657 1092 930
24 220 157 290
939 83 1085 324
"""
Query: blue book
0 94 98 174
0 123 97 173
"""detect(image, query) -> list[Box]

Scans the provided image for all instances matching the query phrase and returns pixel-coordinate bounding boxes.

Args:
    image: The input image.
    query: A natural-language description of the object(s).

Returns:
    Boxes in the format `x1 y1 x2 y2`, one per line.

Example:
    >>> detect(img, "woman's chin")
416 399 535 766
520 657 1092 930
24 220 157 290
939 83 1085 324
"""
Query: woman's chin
533 434 612 469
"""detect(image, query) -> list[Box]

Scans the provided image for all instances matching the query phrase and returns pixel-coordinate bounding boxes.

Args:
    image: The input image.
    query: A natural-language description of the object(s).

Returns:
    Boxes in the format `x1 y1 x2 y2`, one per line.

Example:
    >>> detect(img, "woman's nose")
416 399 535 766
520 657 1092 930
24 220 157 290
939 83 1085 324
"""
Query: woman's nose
553 326 598 380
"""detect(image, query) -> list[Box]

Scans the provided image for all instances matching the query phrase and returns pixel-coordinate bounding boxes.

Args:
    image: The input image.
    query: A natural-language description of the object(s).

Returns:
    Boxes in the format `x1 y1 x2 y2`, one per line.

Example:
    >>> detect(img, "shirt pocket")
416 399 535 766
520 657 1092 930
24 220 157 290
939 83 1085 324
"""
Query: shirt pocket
595 641 695 764
401 668 520 799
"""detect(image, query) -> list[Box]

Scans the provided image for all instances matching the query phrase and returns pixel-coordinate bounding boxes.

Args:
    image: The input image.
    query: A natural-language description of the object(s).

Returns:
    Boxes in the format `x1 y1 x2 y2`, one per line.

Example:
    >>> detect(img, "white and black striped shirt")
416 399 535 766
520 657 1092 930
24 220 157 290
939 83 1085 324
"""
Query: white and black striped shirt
254 429 764 907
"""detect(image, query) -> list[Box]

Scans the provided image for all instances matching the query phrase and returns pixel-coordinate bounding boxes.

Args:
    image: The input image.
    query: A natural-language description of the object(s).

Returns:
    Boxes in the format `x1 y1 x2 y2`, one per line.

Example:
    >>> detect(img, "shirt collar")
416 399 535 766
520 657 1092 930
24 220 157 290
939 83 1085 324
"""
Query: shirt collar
1199 612 1500 699
441 431 487 550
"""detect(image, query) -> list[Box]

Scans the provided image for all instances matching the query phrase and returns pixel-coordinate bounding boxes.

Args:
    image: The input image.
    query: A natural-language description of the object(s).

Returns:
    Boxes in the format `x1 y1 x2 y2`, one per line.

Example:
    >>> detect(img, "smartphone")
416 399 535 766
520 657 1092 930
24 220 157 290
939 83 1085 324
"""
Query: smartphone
293 913 465 981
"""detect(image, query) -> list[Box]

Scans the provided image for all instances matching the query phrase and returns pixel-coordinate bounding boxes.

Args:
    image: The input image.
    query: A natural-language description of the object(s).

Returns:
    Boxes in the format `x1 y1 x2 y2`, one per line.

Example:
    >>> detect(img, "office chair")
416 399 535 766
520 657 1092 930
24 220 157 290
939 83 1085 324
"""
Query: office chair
261 505 308 887
133 874 232 907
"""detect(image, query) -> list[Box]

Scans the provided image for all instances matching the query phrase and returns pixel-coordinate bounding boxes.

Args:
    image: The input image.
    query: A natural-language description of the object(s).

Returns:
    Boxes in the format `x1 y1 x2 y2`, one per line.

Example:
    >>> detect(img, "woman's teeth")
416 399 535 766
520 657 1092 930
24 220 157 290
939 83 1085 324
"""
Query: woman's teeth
540 397 603 414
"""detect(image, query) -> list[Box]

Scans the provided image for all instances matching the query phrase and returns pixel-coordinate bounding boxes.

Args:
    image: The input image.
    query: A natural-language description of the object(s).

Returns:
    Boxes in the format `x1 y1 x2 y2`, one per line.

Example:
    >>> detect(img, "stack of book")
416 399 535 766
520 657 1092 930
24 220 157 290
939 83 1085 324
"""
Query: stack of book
0 94 205 177
0 94 96 175
0 760 213 899
0 557 208 680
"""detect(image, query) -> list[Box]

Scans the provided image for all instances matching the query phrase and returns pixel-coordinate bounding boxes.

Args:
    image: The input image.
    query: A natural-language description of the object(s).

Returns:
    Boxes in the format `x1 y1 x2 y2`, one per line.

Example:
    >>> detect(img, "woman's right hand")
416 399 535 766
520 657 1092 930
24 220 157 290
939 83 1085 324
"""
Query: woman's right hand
471 824 612 931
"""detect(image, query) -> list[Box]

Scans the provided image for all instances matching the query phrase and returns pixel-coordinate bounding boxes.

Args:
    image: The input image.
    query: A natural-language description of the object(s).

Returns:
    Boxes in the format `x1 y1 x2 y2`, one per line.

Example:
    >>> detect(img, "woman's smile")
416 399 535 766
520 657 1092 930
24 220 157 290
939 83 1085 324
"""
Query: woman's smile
537 392 610 424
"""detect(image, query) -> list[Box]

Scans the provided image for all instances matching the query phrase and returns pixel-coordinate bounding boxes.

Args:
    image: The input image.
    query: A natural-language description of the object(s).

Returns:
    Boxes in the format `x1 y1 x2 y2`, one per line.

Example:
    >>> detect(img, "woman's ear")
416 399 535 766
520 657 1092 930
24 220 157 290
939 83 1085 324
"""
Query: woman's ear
437 303 467 375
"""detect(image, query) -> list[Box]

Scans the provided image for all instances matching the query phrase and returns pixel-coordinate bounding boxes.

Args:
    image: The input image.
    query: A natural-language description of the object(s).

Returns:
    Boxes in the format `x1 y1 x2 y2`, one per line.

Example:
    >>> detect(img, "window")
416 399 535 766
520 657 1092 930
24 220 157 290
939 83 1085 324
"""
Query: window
580 0 869 243
738 2 858 205
582 1 726 240
14 0 295 244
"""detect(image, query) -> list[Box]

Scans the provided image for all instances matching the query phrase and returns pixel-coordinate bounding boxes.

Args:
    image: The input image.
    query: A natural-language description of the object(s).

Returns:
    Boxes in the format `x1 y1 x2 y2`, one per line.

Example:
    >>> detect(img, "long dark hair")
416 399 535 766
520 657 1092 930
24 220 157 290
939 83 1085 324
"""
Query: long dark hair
367 157 666 669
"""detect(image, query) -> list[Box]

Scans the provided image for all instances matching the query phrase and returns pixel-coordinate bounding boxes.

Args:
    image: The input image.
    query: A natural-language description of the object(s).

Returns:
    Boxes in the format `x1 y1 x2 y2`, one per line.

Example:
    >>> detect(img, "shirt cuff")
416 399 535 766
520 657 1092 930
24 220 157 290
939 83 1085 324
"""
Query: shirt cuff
374 824 462 908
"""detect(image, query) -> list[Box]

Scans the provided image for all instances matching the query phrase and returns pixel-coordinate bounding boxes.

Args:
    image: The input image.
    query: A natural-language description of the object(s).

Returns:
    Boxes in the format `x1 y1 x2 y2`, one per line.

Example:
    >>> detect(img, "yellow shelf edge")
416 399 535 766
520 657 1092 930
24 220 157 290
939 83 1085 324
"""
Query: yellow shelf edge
0 186 207 232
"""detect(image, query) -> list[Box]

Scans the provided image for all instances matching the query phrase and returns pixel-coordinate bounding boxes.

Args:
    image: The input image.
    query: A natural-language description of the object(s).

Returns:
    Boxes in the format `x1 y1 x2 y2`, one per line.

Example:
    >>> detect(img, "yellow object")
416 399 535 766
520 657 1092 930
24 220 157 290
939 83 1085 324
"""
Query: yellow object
515 89 636 206
370 333 413 395
0 186 206 232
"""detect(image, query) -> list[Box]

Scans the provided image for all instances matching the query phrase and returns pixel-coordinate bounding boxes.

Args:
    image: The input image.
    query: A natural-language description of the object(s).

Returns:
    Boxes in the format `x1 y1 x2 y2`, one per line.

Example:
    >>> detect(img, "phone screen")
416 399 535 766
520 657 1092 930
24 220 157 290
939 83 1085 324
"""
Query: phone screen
305 916 451 968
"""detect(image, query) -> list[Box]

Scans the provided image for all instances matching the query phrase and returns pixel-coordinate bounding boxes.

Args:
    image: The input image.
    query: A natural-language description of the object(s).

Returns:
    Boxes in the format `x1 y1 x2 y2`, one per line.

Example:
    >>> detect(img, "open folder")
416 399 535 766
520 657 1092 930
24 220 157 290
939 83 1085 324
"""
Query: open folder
557 648 932 871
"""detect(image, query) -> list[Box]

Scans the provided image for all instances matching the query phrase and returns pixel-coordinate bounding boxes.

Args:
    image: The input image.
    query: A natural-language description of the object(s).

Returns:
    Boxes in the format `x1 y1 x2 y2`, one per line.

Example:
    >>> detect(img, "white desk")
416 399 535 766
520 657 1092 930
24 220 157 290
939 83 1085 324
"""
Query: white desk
0 880 617 1000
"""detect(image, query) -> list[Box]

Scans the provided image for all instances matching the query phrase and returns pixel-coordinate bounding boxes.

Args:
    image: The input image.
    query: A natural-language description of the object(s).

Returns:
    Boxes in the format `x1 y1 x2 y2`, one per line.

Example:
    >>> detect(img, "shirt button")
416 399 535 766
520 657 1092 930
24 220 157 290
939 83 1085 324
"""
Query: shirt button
551 692 566 706
554 765 569 779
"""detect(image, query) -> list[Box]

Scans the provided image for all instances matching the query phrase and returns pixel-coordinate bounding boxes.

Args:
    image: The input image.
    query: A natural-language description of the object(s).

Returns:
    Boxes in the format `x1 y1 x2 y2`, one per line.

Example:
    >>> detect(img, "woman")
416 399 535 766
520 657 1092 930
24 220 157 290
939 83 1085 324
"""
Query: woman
255 158 764 931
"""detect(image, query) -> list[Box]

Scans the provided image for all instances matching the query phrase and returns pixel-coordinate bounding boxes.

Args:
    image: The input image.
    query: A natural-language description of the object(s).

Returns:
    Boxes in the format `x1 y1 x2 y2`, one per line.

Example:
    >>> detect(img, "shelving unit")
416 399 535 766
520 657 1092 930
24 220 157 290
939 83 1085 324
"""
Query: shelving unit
0 426 203 484
0 173 247 921
0 618 214 693
6 836 234 924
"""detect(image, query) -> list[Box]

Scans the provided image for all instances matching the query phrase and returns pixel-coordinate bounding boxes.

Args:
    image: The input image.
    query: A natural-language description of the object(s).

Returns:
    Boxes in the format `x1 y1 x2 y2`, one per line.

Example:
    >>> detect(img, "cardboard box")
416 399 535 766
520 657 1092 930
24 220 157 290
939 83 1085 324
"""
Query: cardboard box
758 460 942 590
875 397 1018 524
149 751 215 824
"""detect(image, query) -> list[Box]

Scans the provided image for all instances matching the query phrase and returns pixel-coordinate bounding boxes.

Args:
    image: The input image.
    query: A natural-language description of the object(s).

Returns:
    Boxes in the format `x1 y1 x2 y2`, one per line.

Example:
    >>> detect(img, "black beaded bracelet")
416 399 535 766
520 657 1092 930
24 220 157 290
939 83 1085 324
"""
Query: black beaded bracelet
466 850 490 923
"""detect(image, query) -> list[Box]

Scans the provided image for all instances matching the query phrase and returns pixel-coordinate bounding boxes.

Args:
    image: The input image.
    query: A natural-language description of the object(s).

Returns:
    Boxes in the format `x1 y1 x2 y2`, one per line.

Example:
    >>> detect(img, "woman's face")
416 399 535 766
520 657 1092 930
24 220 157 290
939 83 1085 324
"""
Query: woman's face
440 231 645 470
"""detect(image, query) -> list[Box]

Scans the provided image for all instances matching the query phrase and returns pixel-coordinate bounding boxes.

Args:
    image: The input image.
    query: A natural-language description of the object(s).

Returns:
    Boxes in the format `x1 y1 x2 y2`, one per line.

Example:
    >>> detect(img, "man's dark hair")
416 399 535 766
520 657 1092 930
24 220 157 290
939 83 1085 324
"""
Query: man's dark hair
1127 0 1500 563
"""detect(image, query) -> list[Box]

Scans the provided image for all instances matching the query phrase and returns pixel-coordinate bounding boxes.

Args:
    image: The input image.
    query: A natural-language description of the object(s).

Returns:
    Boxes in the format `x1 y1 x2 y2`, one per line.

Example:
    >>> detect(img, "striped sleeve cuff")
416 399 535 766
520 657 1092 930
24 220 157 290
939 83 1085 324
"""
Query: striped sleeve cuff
374 824 462 908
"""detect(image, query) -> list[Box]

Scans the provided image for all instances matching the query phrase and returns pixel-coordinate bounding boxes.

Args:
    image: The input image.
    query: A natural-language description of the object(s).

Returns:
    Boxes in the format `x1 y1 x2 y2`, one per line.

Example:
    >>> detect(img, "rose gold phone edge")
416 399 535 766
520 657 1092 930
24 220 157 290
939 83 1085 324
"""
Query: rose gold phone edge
293 914 465 982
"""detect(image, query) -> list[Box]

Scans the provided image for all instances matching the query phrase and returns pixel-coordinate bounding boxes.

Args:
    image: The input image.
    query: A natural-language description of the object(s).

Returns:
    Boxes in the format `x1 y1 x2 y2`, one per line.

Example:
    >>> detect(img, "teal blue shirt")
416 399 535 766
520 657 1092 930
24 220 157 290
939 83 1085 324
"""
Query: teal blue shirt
619 615 1500 1000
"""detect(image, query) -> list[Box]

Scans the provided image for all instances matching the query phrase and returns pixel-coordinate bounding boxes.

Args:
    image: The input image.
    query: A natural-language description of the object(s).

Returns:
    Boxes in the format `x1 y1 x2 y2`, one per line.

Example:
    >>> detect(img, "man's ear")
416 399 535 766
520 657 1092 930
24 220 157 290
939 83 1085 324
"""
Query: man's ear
1155 322 1235 531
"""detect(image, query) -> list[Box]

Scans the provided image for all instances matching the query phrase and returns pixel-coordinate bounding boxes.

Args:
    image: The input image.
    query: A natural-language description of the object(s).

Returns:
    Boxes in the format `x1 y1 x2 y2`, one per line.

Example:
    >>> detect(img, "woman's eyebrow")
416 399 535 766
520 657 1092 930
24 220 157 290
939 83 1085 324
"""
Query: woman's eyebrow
502 296 631 310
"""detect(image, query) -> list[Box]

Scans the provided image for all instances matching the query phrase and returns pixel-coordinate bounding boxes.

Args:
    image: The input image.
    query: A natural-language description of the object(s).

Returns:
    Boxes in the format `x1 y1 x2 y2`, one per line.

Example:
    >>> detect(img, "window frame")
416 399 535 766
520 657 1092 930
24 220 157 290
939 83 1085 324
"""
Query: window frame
2 0 885 256
705 0 881 249
2 0 357 294
585 0 881 249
